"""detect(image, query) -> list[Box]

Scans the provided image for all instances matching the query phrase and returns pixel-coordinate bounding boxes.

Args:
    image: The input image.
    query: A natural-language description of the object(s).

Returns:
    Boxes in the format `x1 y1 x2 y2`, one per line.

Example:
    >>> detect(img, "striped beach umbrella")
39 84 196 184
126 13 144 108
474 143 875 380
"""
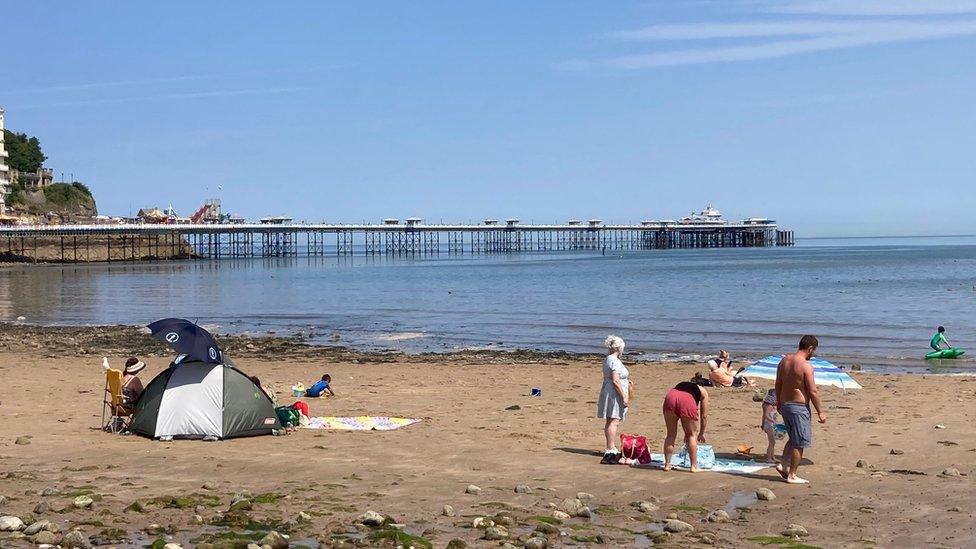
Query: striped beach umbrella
736 355 862 390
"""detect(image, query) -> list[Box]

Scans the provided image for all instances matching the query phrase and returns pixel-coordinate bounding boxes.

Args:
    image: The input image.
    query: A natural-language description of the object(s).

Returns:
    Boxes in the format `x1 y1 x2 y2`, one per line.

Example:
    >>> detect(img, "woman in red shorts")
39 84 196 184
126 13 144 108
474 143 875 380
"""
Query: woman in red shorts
662 380 710 472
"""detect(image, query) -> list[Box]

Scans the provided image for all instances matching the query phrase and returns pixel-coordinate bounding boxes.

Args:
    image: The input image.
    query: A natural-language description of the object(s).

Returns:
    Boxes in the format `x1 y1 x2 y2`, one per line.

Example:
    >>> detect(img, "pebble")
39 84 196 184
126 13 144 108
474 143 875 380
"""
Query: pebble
0 515 25 531
465 484 482 495
524 537 549 549
755 487 776 501
890 448 904 455
515 484 533 494
297 511 312 522
633 500 659 513
24 520 56 536
41 487 61 497
752 391 765 402
663 518 695 533
73 495 94 508
535 522 560 535
557 498 590 518
552 510 571 520
935 424 947 429
706 509 730 523
782 524 809 537
201 482 217 490
442 504 456 517
505 405 521 411
32 530 62 545
14 436 31 445
948 506 962 512
446 540 467 549
472 517 493 529
576 492 594 501
696 531 718 544
856 459 870 468
0 495 6 505
34 501 50 514
651 532 672 543
859 506 876 514
63 530 91 549
193 514 204 524
941 468 961 477
259 531 289 549
483 526 509 540
163 544 183 549
358 510 386 527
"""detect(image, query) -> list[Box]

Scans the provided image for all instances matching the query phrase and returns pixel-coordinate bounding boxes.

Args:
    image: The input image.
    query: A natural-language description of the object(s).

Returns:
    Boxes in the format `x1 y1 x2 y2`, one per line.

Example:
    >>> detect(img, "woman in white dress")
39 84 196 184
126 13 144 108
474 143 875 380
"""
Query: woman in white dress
597 335 631 464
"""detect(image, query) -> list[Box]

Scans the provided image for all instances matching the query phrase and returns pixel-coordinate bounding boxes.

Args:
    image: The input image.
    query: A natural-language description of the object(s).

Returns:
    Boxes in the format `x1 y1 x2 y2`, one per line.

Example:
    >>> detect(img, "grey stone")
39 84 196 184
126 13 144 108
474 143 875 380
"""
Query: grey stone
483 526 509 541
40 488 61 497
471 517 493 529
33 501 50 514
889 448 904 455
666 512 678 520
535 522 560 535
72 495 94 509
856 459 870 468
650 532 672 544
782 524 809 538
442 504 456 517
248 544 262 549
193 514 205 524
445 539 467 549
524 537 549 549
557 498 590 518
24 520 54 536
32 530 62 545
0 495 6 505
63 530 91 549
465 484 482 495
202 482 217 490
941 468 961 477
0 515 25 531
14 436 31 445
664 519 694 533
297 511 312 522
634 500 659 513
706 509 730 523
514 484 533 494
163 544 184 549
357 510 385 527
552 510 570 520
576 492 594 501
259 531 289 549
755 487 776 501
505 405 521 411
696 531 718 545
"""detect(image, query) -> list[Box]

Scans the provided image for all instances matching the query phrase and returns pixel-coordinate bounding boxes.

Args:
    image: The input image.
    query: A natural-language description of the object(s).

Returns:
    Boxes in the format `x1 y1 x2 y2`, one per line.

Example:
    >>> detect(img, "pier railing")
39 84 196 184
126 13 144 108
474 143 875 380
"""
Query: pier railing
0 222 794 262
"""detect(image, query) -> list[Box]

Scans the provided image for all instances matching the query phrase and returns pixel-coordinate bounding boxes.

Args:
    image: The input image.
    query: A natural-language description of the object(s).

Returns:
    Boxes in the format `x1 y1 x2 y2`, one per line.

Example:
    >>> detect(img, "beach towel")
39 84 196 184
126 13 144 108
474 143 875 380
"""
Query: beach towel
642 454 775 474
304 416 421 431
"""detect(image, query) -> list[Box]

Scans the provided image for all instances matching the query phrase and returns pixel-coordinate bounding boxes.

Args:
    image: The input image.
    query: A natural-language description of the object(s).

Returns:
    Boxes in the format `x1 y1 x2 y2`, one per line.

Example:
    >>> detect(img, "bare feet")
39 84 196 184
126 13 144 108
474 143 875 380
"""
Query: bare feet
688 467 699 473
775 464 789 480
785 475 809 484
662 463 672 471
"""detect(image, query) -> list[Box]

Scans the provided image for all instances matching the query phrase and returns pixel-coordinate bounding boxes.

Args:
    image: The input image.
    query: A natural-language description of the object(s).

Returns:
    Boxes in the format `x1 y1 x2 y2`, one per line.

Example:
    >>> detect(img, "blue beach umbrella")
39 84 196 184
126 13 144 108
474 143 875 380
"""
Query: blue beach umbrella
736 355 862 390
147 318 223 364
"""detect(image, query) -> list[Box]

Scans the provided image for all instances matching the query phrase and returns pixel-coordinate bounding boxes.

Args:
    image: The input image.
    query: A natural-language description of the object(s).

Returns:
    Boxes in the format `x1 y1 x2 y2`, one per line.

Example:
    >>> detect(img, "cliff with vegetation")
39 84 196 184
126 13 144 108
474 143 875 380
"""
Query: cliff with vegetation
3 129 97 221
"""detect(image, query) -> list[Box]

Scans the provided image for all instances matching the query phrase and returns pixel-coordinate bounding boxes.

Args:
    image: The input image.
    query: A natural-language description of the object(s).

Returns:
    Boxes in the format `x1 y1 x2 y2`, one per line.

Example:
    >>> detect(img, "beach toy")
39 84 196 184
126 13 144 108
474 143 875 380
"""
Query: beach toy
736 444 753 455
774 423 787 440
292 383 306 397
925 348 965 359
530 388 542 397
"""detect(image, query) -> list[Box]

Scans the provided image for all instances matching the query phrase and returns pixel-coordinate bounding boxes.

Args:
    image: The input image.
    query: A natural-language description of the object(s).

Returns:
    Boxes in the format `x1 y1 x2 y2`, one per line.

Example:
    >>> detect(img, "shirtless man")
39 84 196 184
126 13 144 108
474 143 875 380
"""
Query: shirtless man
774 335 827 484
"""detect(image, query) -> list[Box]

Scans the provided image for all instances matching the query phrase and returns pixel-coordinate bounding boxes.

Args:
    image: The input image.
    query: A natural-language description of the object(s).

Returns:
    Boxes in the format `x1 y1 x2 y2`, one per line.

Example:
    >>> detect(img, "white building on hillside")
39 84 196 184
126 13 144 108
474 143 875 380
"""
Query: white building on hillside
0 107 10 214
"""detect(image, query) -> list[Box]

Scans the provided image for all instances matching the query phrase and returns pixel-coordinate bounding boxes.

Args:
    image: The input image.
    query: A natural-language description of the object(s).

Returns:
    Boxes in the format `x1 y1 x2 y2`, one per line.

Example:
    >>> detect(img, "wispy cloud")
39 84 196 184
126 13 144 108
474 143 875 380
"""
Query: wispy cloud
562 5 976 69
769 0 976 16
16 87 309 110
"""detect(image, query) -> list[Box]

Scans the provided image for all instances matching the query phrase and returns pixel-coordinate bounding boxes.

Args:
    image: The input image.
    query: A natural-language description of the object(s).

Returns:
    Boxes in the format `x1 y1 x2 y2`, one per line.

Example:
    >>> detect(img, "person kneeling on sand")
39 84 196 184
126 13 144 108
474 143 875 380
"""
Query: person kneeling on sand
774 335 828 484
708 350 756 387
306 374 336 398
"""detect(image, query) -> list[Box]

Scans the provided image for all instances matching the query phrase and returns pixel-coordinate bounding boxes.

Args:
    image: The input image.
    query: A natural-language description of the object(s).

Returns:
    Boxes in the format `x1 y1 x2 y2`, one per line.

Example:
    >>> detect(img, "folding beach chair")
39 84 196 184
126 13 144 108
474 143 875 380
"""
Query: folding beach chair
101 368 132 433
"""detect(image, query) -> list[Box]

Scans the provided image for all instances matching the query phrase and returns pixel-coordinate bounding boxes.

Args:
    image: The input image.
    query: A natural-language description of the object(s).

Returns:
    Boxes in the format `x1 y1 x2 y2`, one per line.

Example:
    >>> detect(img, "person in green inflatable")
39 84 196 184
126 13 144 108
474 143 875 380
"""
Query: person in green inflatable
930 326 951 351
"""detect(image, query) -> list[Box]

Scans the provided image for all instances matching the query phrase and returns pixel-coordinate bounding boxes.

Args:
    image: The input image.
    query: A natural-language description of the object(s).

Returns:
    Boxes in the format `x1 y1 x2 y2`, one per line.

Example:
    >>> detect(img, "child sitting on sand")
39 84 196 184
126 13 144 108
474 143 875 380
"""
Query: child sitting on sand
306 374 336 398
761 389 781 463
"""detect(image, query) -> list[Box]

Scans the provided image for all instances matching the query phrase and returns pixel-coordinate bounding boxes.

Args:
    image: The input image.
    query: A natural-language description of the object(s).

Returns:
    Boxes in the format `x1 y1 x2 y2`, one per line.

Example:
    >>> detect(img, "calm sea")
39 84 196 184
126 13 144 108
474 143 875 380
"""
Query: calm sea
2 236 974 373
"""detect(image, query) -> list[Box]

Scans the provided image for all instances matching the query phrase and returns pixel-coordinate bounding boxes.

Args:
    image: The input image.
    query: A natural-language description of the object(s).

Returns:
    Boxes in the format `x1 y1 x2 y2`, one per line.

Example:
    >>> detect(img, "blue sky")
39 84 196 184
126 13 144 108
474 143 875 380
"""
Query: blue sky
3 0 975 236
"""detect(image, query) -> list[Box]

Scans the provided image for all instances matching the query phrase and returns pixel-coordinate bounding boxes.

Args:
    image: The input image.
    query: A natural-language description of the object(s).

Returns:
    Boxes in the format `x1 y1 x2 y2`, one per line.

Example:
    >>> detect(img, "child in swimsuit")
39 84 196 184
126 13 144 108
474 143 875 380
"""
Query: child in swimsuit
761 389 781 463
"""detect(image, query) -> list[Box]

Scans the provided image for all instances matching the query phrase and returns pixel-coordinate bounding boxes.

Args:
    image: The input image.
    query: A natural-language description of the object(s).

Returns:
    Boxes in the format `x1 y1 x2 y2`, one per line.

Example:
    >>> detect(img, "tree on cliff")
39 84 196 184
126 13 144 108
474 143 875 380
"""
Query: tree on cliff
3 129 47 172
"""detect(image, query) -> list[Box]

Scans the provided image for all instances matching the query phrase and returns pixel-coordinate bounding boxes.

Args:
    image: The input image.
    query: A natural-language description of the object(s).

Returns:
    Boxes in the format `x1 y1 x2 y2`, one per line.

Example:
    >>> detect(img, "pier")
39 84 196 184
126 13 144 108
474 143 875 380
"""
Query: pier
0 220 794 263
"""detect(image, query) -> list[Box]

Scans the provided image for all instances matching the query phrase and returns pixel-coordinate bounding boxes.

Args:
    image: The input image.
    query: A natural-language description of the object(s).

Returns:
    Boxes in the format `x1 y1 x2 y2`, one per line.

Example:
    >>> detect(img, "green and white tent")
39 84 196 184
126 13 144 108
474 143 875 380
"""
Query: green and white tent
128 356 281 440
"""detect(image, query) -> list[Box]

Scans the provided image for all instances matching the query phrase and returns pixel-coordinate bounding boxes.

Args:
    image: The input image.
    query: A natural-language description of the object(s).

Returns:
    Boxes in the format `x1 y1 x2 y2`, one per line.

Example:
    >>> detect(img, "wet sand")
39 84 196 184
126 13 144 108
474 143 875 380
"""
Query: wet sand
0 325 974 548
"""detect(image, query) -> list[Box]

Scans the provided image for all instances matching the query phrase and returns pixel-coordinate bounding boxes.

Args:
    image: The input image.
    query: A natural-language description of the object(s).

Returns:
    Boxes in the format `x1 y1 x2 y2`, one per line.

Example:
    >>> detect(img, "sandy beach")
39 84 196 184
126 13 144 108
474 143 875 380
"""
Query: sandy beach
0 325 974 548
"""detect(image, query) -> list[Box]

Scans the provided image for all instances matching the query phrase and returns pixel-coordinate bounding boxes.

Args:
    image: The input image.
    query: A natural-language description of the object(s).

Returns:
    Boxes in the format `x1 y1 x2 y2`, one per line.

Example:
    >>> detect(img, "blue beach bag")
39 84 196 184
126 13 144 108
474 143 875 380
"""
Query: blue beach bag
674 444 716 469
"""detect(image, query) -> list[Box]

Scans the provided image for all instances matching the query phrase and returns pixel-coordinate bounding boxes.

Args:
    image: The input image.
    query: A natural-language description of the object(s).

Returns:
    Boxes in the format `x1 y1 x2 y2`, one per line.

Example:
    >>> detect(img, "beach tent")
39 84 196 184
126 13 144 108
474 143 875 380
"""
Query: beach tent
736 355 862 390
127 357 281 440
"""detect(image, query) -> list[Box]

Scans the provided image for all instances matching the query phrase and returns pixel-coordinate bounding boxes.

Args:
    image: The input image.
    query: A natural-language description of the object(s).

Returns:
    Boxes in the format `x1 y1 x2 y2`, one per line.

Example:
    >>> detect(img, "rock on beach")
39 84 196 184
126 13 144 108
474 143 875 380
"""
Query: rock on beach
756 487 776 501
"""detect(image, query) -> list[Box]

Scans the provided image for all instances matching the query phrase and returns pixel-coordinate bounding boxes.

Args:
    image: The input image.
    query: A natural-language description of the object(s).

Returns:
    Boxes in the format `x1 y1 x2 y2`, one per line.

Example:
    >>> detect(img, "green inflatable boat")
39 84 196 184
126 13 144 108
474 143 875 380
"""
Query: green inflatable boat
925 348 966 359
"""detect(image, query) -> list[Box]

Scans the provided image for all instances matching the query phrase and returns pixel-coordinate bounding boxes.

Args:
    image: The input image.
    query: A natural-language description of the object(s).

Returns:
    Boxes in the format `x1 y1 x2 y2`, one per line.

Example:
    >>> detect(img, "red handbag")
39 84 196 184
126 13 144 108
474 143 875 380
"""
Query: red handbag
620 433 652 465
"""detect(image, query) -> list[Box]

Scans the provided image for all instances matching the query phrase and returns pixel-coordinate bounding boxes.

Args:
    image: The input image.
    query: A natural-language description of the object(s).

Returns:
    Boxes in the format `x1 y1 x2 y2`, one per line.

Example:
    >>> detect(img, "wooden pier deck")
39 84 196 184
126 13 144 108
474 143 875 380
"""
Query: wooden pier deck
0 221 794 262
